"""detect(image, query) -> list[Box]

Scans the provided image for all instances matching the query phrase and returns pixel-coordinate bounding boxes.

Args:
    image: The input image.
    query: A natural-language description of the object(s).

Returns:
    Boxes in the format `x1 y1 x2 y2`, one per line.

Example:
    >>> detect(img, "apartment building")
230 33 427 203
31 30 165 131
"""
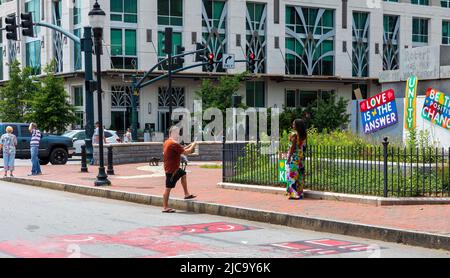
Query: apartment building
0 0 449 134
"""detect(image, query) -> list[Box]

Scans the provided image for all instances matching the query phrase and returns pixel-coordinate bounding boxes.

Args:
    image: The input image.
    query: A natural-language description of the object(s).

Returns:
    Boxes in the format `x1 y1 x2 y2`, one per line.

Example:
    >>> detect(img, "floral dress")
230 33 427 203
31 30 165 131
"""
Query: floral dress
286 133 306 199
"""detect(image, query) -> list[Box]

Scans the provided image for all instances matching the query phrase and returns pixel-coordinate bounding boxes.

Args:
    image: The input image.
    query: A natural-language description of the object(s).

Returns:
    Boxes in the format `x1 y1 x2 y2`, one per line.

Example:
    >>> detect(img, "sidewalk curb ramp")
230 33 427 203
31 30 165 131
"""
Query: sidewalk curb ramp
217 182 450 206
6 177 450 251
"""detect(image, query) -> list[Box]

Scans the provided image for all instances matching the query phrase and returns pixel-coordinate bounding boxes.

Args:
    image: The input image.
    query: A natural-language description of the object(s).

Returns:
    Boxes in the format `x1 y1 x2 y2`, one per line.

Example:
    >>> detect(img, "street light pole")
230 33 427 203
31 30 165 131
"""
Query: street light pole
83 27 95 163
89 1 110 187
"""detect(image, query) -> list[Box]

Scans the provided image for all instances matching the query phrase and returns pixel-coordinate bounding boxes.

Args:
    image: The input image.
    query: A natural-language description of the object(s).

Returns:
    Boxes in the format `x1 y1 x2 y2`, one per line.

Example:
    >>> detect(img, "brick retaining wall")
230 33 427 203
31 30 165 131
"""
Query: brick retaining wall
93 141 223 165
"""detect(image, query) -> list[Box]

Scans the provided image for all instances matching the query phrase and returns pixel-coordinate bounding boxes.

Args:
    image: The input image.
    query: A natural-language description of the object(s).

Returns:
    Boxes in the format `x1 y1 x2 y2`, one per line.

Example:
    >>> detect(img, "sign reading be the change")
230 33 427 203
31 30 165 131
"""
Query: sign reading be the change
422 88 450 131
360 89 398 134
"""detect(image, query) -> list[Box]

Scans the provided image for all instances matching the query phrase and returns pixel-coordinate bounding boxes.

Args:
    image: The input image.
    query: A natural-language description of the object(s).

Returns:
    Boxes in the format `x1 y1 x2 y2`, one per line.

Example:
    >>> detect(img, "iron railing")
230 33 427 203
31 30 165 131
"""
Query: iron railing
222 139 450 198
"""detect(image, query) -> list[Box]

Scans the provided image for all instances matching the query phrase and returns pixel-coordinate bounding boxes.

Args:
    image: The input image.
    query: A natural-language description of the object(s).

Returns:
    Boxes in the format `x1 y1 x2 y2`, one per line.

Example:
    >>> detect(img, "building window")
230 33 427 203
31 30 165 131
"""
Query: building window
73 87 84 107
412 18 429 47
26 41 41 75
246 81 265 108
73 0 81 25
411 0 429 5
383 15 400 71
443 0 450 7
158 87 185 108
25 0 40 34
285 6 335 76
202 0 228 72
110 0 137 23
246 2 267 74
52 0 64 73
285 89 334 108
111 29 138 69
111 85 139 132
443 21 450 45
74 28 82 70
73 87 84 129
158 0 183 26
72 0 82 71
352 12 369 77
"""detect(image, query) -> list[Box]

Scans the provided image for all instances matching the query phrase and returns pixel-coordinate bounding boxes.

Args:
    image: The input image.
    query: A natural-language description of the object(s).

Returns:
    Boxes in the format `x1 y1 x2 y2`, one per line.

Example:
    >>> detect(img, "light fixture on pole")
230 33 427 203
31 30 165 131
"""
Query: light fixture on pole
89 0 110 186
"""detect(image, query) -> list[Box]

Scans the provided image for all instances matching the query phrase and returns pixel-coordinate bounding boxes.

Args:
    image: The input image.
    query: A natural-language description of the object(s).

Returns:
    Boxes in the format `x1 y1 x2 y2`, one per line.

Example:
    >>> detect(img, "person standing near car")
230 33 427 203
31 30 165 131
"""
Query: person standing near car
92 122 107 145
124 128 132 143
0 126 18 177
29 123 42 176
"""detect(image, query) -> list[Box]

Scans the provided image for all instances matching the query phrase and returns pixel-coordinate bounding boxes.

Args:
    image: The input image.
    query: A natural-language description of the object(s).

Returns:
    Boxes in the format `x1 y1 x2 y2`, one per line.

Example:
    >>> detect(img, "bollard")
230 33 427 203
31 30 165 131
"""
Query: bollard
107 146 115 175
382 137 389 198
81 145 88 173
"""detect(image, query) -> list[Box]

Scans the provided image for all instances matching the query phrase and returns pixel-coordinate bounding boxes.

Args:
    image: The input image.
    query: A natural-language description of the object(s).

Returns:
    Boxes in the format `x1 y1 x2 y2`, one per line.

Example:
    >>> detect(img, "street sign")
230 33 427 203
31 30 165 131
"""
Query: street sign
222 54 235 69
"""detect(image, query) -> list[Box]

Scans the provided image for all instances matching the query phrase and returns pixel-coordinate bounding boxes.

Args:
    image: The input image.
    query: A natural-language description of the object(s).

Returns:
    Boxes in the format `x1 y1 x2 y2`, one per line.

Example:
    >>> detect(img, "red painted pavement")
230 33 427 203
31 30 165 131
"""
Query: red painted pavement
8 163 450 236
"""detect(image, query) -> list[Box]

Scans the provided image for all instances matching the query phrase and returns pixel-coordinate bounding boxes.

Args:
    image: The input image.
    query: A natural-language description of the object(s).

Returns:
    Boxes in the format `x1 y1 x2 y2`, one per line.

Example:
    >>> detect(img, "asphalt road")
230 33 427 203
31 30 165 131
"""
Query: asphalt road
0 180 448 258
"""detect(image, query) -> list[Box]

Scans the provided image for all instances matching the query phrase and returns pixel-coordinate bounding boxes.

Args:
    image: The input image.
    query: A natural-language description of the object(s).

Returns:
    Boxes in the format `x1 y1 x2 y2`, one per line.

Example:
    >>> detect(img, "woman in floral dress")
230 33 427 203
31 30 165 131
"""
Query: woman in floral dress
286 119 307 200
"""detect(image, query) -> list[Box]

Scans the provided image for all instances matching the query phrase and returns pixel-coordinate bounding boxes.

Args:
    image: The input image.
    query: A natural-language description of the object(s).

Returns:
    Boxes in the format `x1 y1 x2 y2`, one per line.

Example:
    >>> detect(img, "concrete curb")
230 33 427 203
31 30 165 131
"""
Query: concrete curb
5 177 450 251
217 182 450 206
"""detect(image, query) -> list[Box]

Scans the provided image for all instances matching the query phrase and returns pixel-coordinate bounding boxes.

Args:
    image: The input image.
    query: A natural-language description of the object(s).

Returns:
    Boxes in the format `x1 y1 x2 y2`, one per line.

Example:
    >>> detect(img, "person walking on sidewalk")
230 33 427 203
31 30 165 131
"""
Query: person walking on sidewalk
162 126 198 213
0 126 18 177
29 123 42 176
286 119 307 200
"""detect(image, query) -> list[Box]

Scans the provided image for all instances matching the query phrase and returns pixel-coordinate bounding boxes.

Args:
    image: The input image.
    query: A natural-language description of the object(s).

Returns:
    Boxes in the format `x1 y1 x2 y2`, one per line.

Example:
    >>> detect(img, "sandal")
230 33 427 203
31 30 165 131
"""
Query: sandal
184 195 197 200
162 208 176 213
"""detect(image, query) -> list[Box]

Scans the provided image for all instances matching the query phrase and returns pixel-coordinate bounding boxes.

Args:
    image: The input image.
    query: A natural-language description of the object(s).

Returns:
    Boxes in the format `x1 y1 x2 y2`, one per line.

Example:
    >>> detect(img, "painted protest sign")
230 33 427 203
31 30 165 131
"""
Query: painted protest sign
360 89 399 134
422 88 450 132
278 160 288 184
404 76 418 130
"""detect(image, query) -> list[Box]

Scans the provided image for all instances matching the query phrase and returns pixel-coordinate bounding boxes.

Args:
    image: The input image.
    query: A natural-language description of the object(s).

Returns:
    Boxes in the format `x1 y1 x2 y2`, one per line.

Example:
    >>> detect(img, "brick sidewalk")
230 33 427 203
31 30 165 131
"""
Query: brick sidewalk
7 163 450 236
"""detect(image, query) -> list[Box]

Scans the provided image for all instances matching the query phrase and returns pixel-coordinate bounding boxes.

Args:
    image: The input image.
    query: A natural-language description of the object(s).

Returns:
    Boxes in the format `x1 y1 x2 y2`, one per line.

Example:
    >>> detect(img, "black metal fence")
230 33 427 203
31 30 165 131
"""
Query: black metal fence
222 139 450 198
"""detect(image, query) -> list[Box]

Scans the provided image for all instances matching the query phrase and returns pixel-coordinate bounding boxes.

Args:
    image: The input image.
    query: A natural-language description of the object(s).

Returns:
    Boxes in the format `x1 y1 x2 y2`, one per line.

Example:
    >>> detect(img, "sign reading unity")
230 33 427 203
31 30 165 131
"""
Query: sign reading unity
404 76 418 130
422 88 450 132
360 89 398 134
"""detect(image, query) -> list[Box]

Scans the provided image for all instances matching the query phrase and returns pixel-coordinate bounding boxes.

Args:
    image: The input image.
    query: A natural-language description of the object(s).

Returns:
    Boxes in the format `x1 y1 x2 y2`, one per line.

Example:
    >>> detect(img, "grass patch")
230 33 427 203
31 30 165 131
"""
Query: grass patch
200 164 222 169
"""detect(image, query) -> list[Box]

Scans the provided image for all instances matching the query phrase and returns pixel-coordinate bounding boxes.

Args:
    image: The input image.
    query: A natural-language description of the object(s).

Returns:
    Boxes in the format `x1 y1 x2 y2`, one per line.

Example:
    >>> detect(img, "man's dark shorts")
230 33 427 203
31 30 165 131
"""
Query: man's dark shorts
165 168 187 188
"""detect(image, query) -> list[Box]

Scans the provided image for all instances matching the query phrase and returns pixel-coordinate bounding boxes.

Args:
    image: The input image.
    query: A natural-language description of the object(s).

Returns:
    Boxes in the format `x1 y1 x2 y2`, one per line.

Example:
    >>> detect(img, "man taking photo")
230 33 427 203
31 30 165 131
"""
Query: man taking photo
162 126 198 213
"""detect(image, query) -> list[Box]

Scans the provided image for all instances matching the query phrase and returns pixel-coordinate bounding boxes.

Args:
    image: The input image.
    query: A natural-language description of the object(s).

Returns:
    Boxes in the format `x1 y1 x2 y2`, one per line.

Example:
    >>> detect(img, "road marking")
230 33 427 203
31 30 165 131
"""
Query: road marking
62 236 95 243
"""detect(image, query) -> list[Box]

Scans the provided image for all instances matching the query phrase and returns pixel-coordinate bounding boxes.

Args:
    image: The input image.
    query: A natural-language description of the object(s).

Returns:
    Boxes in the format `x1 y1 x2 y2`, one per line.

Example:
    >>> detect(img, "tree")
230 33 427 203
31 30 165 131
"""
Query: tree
26 62 78 134
195 72 248 113
0 60 39 122
279 94 350 133
309 94 350 132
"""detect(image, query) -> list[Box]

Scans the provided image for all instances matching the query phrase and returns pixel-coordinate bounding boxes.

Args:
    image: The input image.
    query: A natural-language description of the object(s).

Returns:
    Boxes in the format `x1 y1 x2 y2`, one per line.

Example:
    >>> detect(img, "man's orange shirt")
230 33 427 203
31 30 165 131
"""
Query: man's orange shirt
163 139 185 174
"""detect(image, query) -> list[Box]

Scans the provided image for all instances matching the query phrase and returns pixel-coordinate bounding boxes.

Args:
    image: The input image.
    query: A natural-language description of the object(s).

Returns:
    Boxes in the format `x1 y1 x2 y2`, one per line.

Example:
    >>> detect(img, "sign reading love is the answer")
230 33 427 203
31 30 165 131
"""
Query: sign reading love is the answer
360 89 399 134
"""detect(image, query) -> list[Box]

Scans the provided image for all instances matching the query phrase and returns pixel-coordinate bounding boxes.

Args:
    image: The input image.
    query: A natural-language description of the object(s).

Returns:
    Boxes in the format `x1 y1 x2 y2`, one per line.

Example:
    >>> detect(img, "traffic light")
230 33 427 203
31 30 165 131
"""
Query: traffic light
21 12 34 38
206 53 215 72
195 43 206 62
175 45 185 67
5 15 18 41
248 52 256 73
163 27 173 55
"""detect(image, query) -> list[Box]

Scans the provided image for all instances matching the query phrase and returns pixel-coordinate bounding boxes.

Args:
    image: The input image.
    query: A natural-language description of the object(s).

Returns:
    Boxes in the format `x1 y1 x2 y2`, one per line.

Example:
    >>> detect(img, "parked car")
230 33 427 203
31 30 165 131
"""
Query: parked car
62 130 121 155
0 123 75 165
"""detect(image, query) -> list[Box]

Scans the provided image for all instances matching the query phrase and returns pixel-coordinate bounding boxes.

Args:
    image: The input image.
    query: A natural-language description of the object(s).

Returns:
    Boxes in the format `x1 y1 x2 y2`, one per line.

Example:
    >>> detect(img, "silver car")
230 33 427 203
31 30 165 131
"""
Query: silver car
62 130 121 155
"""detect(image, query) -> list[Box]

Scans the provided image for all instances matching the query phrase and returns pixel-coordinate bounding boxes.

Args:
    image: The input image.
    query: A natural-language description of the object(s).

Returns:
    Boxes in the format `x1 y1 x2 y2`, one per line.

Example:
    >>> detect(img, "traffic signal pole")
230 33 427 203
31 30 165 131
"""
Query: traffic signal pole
32 21 95 162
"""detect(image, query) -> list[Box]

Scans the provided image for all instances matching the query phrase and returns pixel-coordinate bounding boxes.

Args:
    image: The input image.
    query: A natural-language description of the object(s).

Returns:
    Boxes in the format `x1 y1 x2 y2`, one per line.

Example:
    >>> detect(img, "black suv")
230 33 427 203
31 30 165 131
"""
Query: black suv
0 123 75 165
